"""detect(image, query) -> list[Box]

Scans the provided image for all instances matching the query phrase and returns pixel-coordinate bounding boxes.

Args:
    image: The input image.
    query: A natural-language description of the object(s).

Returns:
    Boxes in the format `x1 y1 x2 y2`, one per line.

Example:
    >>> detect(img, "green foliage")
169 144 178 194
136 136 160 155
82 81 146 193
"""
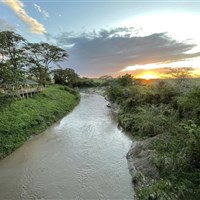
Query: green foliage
106 78 200 199
0 86 80 159
150 121 200 200
105 85 125 103
136 179 180 200
100 78 117 87
26 42 68 86
117 74 133 86
178 87 200 123
56 85 79 96
153 80 178 104
0 31 27 69
0 95 15 111
28 66 51 86
119 105 176 137
76 78 101 88
0 31 70 89
26 42 68 69
0 31 26 89
52 68 79 87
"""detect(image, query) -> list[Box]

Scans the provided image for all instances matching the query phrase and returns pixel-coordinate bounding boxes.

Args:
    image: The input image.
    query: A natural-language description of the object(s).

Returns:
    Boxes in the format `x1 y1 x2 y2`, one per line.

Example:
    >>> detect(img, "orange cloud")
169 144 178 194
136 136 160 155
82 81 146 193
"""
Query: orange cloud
3 0 46 34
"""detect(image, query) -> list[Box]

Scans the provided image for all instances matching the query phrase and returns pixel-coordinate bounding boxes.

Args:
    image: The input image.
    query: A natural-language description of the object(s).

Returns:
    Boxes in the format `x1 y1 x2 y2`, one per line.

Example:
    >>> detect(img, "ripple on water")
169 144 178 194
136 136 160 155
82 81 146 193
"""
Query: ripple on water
0 93 134 200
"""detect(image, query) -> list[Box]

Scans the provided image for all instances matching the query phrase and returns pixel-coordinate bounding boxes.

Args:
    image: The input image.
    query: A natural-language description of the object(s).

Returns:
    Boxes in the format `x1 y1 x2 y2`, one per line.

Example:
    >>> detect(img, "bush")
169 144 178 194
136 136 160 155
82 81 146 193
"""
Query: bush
105 85 125 103
136 179 178 200
150 120 200 199
119 105 176 137
178 87 200 123
105 78 200 199
117 74 133 86
0 95 15 111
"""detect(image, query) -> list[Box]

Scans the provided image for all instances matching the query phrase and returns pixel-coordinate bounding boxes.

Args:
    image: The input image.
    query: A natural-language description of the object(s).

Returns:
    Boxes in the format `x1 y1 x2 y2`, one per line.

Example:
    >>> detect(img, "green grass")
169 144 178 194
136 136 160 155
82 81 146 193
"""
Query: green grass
0 85 80 159
105 78 200 199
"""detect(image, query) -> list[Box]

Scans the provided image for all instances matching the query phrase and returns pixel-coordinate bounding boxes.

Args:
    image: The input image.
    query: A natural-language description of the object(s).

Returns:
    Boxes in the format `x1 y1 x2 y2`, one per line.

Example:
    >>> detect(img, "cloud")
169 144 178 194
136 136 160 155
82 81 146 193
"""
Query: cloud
33 3 50 20
0 19 17 31
2 0 46 34
122 55 200 72
55 27 200 76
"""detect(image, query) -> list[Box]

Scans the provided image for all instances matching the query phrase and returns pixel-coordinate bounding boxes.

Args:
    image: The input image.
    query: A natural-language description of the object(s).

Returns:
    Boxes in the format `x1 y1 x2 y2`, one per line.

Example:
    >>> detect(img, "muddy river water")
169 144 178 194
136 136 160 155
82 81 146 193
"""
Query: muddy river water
0 93 134 199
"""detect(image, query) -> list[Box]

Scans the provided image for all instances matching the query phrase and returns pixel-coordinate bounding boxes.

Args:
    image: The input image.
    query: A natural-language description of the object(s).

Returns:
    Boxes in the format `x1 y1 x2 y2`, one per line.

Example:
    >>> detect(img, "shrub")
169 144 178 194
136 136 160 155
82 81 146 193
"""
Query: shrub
178 87 200 123
105 85 126 104
119 105 176 137
105 78 200 199
117 74 133 86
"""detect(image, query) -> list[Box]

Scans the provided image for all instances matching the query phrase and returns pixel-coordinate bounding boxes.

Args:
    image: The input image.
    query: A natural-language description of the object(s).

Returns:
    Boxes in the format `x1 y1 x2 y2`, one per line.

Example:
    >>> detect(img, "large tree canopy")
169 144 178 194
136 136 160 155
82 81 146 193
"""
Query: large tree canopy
167 67 194 79
26 42 68 85
52 68 79 87
26 42 68 68
0 31 70 89
0 31 27 87
0 31 27 69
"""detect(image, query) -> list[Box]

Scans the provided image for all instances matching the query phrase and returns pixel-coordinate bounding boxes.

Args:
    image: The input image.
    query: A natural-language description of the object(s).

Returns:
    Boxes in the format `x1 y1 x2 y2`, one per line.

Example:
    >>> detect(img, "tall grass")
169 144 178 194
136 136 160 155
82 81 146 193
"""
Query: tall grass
0 85 80 159
106 79 200 199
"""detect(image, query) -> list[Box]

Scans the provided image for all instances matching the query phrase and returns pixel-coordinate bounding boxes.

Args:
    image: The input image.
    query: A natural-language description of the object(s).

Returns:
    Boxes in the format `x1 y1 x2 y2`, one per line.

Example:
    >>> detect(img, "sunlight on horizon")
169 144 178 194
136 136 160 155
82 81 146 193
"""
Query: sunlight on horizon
121 57 200 78
135 73 160 80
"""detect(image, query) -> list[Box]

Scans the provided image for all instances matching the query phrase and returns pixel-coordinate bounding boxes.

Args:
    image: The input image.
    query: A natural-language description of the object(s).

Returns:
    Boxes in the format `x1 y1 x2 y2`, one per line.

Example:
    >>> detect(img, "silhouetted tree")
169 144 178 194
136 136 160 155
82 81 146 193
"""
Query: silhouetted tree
167 67 194 80
26 42 68 86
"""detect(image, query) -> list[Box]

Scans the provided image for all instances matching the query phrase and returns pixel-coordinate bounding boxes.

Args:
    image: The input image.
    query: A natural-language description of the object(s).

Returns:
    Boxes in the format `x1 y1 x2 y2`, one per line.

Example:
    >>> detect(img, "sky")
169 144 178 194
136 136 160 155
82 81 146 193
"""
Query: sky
1 0 200 78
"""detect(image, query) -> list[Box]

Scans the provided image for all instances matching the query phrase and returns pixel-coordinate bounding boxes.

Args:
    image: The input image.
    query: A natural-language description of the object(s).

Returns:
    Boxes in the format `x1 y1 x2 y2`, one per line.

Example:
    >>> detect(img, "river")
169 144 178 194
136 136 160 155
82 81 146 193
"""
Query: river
0 93 134 199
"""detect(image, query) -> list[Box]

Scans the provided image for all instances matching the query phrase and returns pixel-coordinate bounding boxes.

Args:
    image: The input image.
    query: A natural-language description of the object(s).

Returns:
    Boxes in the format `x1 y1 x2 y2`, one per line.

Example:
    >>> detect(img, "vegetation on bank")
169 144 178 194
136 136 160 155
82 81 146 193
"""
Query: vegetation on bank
106 74 200 200
0 31 81 159
0 85 80 159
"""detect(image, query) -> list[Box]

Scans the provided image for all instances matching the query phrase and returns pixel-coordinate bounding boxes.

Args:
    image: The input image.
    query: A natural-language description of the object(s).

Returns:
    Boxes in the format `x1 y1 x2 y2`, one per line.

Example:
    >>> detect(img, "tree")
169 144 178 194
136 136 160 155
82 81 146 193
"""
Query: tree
28 66 51 85
167 67 194 80
166 67 194 93
52 68 79 87
26 42 68 86
0 31 27 89
118 74 133 86
0 31 27 69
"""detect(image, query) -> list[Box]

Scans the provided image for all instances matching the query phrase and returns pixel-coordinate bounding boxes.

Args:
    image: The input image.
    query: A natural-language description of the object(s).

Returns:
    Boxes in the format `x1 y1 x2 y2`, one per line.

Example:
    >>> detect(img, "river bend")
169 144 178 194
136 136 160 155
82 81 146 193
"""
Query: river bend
0 93 134 199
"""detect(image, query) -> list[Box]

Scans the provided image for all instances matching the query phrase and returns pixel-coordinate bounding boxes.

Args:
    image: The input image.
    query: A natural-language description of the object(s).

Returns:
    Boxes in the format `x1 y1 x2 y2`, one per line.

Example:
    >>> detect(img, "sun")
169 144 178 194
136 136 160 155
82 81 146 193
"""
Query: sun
137 73 160 80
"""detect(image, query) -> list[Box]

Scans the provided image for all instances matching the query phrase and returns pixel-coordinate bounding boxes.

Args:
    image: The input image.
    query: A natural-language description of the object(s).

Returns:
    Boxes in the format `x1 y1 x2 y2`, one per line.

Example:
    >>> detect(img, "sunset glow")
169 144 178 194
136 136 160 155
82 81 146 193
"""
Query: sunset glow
121 57 200 79
136 73 160 80
1 1 200 77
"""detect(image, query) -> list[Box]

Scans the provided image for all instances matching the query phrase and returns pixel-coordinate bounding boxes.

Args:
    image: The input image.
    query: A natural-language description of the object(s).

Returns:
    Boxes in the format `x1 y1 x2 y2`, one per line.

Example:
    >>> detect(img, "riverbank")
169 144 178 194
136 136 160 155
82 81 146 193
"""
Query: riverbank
105 79 200 200
0 85 80 159
0 92 133 200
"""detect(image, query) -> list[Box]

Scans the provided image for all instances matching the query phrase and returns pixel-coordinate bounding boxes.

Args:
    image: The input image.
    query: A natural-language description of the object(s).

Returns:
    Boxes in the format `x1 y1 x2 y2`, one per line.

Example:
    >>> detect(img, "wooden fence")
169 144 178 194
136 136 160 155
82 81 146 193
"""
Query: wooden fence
0 87 43 98
18 87 43 98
